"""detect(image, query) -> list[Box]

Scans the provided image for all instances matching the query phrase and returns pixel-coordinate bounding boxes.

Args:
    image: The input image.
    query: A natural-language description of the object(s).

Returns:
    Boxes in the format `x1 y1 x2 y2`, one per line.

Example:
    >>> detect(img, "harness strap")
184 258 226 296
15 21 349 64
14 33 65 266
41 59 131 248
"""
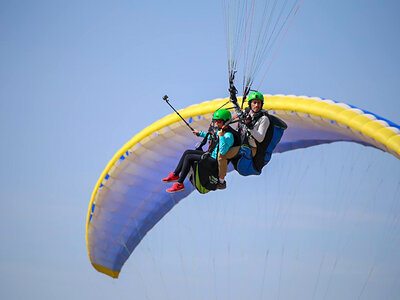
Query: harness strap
196 132 210 151
207 132 219 154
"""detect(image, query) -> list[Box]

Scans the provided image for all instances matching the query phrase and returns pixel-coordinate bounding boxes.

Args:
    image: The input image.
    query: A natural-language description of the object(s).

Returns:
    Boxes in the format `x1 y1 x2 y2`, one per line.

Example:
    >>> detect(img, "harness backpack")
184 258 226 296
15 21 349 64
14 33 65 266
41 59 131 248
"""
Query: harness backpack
233 110 287 176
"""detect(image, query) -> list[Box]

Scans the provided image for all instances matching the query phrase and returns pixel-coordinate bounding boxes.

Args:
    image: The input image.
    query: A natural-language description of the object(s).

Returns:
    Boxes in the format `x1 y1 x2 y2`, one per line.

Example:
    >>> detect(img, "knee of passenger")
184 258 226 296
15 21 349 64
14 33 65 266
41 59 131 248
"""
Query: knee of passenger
218 153 227 161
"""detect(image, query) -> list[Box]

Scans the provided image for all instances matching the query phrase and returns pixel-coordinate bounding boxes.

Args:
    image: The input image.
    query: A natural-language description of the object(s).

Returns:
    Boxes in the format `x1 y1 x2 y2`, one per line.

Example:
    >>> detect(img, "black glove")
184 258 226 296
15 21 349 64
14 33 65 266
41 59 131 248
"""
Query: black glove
229 84 237 95
244 116 254 130
229 84 238 104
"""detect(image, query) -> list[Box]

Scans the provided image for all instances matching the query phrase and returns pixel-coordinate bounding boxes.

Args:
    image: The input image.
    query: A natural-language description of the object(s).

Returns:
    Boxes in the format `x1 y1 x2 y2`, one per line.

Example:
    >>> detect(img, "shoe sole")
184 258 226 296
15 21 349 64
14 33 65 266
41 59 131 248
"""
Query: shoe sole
217 183 227 190
162 179 179 183
166 188 185 193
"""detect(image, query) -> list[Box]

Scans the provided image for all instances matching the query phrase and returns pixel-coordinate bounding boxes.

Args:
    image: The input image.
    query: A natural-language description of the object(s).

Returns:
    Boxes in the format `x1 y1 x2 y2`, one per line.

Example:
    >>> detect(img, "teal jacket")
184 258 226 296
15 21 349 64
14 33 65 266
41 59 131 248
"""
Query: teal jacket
199 130 234 159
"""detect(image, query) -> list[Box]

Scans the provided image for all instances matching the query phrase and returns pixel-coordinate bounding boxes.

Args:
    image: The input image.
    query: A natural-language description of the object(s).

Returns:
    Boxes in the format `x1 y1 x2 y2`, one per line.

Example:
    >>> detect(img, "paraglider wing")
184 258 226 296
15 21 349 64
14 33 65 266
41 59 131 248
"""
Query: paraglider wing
86 95 400 278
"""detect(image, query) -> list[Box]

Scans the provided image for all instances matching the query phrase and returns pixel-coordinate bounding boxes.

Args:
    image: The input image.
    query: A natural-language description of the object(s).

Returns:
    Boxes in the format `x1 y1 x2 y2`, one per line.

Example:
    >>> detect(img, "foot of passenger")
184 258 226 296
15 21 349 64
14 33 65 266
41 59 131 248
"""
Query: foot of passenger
162 172 179 182
216 181 227 190
166 182 185 193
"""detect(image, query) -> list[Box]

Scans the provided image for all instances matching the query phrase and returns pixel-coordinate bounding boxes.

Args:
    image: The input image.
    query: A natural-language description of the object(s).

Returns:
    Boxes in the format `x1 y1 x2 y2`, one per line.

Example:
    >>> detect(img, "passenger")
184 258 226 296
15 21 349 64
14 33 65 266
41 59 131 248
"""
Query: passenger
162 109 235 192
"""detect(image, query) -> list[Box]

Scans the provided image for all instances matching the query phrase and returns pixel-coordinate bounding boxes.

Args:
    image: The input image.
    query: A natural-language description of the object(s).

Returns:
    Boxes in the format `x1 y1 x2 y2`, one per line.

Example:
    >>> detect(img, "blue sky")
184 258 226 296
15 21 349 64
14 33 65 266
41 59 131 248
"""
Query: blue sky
1 1 399 299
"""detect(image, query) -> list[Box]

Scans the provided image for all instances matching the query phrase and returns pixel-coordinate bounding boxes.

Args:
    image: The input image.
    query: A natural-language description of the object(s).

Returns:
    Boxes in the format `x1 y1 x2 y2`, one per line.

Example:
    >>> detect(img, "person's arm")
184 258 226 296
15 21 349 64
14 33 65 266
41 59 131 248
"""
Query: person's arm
248 116 270 143
218 132 234 155
193 130 207 138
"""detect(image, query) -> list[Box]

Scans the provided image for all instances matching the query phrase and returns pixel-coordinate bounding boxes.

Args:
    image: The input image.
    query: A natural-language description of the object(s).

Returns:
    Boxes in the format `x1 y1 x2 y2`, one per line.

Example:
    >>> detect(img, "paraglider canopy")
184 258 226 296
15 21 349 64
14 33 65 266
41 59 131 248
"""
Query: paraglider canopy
86 94 400 278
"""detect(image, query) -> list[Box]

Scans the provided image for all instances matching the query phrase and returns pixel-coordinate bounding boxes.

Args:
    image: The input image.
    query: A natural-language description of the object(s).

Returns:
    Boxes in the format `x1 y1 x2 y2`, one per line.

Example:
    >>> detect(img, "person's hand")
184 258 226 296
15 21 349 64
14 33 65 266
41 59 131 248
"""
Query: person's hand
244 117 254 129
229 85 237 95
192 129 200 136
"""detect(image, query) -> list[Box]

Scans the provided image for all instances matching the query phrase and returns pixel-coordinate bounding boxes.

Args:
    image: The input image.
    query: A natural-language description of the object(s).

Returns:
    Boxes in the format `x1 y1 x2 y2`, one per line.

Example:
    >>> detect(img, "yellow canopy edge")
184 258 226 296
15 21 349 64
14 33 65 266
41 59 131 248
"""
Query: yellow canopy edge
92 263 120 279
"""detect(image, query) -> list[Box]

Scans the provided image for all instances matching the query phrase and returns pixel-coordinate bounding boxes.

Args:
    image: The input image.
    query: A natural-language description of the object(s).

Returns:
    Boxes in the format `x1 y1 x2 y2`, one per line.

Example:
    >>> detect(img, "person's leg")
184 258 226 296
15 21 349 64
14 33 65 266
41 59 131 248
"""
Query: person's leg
177 152 203 183
166 151 204 193
163 149 203 182
217 146 241 179
251 147 257 157
174 150 203 175
216 146 241 190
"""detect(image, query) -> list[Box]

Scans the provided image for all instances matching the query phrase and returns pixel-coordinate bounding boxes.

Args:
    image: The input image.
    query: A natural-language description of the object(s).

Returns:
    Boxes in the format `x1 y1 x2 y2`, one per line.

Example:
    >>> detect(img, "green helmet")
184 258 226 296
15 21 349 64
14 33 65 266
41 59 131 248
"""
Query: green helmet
247 91 264 105
213 109 232 122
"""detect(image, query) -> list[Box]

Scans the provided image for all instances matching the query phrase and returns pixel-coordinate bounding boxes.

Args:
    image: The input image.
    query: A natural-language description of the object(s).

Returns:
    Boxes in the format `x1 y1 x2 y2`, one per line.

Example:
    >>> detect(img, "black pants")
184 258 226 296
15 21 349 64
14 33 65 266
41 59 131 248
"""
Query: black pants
174 149 204 184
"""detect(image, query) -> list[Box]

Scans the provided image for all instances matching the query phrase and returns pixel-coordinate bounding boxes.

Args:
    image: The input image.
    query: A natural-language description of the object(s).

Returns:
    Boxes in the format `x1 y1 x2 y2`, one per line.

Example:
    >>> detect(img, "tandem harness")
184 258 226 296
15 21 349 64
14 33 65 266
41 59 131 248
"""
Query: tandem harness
233 109 287 176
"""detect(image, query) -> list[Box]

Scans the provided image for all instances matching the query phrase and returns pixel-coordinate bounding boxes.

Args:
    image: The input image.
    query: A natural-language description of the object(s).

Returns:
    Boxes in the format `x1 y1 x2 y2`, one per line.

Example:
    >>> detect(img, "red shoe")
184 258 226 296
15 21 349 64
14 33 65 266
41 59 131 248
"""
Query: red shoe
166 182 185 193
162 172 180 182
